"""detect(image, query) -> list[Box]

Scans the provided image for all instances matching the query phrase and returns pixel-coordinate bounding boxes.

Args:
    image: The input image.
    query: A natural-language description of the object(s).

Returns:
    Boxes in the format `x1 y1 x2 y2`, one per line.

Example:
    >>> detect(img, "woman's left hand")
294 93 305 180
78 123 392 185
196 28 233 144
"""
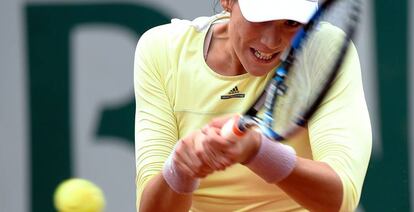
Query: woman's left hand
199 116 262 167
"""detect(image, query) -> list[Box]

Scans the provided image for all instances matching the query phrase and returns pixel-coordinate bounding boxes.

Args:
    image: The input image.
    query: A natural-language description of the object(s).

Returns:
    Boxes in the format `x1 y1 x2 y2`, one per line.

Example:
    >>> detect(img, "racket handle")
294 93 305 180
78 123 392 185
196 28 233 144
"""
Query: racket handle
221 116 246 141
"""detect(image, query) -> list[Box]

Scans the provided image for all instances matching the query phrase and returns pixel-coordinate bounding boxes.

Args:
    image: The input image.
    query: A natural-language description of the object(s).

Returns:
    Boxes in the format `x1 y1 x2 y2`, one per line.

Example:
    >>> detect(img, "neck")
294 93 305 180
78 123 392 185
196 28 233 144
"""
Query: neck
206 23 246 76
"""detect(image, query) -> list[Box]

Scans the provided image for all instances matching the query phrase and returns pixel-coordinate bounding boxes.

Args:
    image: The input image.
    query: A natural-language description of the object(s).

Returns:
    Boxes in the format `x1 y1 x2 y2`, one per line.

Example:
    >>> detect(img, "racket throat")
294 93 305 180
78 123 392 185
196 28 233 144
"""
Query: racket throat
239 115 285 141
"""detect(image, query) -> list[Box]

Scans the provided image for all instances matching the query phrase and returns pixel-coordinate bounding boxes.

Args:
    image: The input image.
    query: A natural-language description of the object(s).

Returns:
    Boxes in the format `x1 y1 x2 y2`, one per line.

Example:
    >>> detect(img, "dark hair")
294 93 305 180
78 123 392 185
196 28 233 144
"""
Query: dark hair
213 0 237 14
213 0 221 14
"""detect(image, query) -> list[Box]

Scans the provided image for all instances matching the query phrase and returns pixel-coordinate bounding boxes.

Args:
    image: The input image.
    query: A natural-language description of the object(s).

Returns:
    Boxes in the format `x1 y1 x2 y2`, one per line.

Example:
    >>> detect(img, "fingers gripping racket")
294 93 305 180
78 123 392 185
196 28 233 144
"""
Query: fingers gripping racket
221 0 362 141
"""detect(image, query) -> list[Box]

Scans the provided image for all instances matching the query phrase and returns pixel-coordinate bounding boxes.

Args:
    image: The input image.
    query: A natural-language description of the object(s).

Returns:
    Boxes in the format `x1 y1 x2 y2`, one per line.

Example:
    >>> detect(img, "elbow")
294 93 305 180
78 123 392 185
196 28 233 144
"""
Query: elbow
337 177 361 212
306 190 343 212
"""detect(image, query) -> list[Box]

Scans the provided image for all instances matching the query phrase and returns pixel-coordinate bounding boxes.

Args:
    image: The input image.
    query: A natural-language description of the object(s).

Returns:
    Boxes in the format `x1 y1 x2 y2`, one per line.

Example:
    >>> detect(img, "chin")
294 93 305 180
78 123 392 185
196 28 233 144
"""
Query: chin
244 55 280 77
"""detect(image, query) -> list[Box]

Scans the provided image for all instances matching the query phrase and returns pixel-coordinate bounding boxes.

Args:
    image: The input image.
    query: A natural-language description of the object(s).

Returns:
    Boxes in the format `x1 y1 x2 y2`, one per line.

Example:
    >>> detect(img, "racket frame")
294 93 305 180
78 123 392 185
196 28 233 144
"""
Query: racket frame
238 0 361 141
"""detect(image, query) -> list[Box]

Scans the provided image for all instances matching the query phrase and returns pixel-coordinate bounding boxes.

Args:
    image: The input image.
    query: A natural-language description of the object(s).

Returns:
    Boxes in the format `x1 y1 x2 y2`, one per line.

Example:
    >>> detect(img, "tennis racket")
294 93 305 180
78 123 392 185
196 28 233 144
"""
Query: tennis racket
221 0 362 141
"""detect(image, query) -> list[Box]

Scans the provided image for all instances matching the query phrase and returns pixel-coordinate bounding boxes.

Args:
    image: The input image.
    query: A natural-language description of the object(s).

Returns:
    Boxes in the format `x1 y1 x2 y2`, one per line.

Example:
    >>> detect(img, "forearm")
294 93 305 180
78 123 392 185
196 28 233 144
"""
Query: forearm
236 131 343 211
139 173 192 212
277 157 343 212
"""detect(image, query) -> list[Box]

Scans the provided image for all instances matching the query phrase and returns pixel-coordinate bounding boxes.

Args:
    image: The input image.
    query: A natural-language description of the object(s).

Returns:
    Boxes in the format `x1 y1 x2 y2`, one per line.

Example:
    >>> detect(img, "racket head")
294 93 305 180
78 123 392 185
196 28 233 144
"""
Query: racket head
248 0 362 141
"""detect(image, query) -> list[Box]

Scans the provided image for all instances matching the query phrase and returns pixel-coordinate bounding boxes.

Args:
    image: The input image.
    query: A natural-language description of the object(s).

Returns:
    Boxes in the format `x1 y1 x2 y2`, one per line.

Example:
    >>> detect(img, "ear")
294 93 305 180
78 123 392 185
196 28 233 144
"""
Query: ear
220 0 235 12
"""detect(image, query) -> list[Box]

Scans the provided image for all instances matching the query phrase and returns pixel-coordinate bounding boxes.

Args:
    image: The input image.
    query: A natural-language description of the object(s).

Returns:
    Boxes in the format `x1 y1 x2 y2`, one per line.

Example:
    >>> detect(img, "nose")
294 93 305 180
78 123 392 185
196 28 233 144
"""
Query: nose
260 24 283 50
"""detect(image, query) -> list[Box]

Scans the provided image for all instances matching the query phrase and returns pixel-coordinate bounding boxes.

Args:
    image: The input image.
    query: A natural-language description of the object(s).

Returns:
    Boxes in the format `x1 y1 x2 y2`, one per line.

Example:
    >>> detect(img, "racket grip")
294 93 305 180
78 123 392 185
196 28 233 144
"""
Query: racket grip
220 116 246 141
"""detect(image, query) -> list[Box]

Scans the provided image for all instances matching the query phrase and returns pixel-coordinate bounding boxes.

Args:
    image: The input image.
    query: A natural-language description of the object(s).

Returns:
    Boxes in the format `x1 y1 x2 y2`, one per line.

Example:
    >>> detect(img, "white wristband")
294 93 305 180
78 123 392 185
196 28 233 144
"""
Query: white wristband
245 134 297 183
162 149 200 194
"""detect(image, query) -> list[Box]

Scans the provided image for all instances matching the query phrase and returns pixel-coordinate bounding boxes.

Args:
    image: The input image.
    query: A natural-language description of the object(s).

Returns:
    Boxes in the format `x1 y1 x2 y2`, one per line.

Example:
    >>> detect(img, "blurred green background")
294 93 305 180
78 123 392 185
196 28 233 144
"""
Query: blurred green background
0 0 412 211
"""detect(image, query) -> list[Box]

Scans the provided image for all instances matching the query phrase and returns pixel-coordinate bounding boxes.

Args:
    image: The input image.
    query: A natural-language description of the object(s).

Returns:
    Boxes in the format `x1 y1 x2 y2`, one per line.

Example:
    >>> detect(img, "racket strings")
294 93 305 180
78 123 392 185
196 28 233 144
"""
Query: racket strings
271 23 342 131
268 0 361 138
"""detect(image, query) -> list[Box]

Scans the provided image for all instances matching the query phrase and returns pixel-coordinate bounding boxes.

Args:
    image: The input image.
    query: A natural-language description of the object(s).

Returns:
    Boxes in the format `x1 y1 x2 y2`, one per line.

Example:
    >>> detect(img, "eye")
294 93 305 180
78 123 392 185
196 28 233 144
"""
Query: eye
284 20 301 28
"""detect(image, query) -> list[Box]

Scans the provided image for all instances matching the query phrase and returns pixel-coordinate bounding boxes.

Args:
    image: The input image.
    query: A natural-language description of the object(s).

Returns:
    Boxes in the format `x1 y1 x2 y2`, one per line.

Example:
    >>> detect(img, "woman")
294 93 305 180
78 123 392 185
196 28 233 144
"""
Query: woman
134 0 372 211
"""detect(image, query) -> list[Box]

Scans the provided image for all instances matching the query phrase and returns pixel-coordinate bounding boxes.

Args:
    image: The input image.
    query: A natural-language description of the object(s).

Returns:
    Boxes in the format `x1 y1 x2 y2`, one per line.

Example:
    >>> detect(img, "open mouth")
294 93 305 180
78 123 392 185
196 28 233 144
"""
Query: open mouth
250 48 279 63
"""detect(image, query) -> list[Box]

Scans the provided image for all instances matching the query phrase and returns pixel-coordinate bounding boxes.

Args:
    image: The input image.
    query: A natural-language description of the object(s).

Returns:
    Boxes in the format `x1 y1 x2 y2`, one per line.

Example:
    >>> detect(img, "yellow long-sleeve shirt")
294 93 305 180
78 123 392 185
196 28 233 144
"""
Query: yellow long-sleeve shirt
134 14 372 211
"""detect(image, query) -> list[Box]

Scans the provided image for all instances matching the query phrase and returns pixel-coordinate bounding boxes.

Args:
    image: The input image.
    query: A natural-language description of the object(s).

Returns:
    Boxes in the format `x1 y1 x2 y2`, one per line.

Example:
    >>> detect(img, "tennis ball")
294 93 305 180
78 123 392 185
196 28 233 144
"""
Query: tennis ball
54 178 105 212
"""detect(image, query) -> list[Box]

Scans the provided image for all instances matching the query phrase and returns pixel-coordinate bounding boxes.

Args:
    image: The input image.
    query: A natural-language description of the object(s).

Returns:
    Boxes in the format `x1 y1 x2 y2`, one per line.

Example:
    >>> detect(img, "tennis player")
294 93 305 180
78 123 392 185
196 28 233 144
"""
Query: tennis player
134 0 372 211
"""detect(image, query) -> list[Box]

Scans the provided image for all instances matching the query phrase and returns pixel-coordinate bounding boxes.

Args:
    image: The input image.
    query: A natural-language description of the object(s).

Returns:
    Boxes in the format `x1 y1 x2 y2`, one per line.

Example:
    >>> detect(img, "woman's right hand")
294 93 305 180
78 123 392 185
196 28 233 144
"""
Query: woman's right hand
173 129 232 179
173 115 261 179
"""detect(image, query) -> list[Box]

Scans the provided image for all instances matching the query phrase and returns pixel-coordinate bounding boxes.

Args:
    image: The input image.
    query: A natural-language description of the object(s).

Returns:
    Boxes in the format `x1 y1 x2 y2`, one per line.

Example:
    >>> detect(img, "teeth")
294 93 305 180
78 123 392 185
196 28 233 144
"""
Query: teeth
253 49 274 61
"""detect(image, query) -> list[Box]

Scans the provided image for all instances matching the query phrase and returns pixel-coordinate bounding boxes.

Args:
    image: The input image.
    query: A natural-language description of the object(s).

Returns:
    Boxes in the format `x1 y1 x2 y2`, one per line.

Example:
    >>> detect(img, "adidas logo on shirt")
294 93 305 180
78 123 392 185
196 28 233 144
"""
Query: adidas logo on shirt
221 86 245 99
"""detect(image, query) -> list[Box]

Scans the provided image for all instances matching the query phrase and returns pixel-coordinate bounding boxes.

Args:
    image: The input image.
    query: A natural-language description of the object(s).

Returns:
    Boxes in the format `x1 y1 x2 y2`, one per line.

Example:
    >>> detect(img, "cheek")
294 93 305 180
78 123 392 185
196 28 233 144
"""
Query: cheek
235 29 261 57
229 23 251 55
284 30 300 44
229 17 259 46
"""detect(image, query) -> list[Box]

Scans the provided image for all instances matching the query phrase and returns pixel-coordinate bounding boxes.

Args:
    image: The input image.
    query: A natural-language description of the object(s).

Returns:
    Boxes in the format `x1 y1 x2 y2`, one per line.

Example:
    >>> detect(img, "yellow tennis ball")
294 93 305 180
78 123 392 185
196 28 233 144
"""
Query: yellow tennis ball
54 178 105 212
